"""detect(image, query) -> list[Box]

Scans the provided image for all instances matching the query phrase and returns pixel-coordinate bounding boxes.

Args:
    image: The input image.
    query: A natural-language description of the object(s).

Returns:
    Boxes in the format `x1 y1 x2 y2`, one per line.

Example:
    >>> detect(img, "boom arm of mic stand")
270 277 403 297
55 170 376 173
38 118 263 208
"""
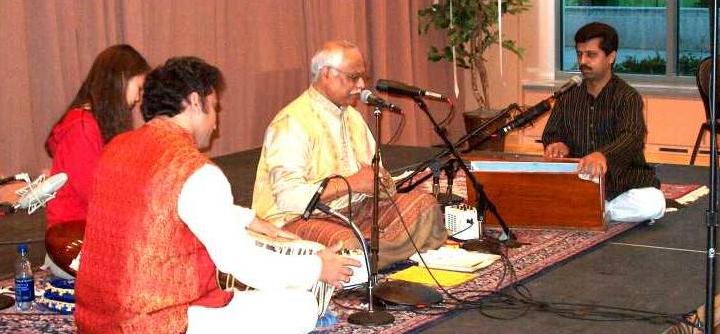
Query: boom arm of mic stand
460 103 520 153
395 103 519 192
410 97 516 244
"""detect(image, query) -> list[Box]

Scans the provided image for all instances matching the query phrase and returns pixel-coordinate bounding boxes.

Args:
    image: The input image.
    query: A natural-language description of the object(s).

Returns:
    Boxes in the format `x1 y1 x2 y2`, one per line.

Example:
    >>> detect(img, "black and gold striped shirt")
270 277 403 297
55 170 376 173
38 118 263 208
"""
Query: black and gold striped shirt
542 75 660 200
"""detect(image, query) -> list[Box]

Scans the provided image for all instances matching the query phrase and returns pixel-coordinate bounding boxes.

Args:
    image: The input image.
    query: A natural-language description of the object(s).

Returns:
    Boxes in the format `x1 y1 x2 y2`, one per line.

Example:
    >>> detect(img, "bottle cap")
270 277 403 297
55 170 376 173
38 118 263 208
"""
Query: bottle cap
16 243 28 254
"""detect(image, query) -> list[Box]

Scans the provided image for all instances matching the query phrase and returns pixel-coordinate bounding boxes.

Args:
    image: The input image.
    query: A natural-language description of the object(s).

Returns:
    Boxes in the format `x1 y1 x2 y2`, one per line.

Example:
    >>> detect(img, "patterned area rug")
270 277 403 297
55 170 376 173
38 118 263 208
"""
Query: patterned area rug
323 223 641 334
661 183 707 204
0 225 639 334
0 267 75 331
0 179 705 333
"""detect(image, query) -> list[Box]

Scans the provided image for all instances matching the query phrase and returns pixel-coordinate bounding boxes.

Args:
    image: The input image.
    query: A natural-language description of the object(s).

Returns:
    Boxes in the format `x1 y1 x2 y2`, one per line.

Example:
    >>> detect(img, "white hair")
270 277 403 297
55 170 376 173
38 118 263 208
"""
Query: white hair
309 40 359 82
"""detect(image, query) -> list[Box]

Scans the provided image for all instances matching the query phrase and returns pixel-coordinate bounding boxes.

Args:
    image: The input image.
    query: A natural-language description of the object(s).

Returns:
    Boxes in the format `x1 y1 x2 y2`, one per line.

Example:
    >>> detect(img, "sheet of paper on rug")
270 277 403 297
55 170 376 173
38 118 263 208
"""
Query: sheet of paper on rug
387 266 478 287
675 185 709 205
409 246 501 272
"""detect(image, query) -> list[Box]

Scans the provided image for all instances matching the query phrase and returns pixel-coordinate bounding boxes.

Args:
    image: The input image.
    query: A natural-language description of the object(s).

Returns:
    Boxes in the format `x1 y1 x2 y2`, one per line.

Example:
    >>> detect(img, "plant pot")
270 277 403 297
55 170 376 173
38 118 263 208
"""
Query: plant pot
462 108 509 152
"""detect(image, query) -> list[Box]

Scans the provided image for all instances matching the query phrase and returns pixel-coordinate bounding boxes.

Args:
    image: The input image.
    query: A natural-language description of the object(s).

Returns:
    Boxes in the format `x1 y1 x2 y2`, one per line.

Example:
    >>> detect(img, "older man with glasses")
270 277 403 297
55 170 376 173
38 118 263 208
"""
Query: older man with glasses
253 40 447 269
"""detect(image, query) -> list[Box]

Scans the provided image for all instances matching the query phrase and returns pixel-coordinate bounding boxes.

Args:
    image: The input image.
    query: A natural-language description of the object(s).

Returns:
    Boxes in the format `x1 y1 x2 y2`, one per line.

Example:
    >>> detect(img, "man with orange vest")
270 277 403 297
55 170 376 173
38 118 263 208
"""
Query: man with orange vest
75 56 359 334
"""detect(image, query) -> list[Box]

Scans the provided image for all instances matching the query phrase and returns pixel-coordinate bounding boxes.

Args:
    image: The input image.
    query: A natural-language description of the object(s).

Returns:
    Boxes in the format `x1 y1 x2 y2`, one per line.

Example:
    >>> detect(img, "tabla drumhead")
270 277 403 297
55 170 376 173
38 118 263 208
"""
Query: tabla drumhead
45 220 86 277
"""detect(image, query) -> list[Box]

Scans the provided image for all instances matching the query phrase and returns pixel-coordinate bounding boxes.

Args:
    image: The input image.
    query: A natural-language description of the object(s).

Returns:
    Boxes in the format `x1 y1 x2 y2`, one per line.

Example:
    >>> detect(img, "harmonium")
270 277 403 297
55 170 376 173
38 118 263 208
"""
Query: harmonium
463 153 606 231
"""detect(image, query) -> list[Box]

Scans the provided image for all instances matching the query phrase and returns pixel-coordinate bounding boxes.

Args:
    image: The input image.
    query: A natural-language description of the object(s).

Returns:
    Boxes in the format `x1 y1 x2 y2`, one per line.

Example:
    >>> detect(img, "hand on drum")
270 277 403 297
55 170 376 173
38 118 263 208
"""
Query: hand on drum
317 242 362 289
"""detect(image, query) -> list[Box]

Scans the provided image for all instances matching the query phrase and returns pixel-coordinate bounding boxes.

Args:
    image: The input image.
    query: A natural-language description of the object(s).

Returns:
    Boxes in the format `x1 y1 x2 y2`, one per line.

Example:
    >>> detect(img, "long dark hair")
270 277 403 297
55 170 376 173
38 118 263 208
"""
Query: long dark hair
51 44 150 147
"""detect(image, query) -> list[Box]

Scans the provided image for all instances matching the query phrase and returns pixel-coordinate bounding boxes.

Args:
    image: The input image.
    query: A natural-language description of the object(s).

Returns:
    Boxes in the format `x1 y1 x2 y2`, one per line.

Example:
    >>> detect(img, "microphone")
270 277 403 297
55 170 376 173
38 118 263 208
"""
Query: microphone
499 76 583 134
360 90 402 114
14 173 68 214
553 75 583 97
376 79 448 101
302 177 331 220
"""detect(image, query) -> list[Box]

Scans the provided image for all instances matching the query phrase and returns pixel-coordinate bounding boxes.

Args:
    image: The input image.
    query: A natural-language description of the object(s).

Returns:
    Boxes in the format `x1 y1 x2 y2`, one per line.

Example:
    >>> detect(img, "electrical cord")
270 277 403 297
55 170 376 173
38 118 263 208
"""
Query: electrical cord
437 98 456 128
387 113 406 144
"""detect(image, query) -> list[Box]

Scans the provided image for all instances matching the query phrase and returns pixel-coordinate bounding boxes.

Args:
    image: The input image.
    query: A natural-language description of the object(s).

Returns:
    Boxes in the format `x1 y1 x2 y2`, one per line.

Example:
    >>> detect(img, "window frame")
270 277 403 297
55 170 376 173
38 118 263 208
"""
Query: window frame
555 0 700 87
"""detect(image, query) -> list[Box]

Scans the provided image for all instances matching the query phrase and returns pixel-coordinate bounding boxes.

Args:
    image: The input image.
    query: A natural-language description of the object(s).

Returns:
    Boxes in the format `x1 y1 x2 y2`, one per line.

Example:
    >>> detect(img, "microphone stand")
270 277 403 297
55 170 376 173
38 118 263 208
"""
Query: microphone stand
395 103 519 193
367 105 443 307
393 92 563 252
410 97 518 254
314 203 394 325
704 1 718 332
436 159 465 208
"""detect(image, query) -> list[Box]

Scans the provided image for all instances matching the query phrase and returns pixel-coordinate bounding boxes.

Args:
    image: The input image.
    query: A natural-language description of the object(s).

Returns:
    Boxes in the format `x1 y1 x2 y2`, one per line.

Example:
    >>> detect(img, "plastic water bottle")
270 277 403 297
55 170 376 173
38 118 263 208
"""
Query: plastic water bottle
14 243 34 311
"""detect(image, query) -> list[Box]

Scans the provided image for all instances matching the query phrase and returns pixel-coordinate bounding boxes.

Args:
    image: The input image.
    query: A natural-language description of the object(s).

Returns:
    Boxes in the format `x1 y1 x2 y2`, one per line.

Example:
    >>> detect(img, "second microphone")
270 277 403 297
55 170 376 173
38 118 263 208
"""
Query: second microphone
360 90 402 114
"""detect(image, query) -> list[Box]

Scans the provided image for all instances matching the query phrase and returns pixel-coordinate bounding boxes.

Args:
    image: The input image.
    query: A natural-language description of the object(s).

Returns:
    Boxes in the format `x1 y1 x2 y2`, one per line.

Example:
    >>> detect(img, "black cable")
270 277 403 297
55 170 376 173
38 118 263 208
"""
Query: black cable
387 113 406 144
306 174 353 222
332 175 353 223
437 99 456 128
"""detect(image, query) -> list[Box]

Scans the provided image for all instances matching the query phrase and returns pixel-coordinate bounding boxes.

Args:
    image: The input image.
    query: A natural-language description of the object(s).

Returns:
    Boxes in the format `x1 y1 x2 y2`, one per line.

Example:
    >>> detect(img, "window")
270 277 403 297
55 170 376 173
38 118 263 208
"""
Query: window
560 0 710 77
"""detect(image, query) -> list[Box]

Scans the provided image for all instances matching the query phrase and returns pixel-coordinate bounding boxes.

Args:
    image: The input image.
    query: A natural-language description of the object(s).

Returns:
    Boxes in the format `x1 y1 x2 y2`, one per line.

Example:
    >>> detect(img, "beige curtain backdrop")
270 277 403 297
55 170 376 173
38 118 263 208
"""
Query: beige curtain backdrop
0 0 464 176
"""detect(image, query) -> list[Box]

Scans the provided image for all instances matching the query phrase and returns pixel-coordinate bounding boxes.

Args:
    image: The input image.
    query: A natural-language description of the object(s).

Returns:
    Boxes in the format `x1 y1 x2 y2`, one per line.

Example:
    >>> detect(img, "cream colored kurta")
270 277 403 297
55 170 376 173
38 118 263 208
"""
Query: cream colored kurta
253 87 375 226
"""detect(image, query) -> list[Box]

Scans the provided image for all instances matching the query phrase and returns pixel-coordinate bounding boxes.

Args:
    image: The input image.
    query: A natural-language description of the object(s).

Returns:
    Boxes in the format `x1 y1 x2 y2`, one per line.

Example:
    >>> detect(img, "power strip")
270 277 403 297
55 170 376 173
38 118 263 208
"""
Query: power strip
444 204 480 241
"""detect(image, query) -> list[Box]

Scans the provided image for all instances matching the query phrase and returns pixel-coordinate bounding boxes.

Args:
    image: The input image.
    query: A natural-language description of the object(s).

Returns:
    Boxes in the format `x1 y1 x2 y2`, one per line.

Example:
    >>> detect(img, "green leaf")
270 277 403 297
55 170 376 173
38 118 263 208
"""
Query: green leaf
428 46 443 62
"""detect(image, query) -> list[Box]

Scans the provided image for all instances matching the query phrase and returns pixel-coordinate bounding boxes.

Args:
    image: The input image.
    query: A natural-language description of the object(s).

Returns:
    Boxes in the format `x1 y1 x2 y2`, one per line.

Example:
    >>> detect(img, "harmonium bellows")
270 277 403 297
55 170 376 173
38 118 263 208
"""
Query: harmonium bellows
463 154 606 231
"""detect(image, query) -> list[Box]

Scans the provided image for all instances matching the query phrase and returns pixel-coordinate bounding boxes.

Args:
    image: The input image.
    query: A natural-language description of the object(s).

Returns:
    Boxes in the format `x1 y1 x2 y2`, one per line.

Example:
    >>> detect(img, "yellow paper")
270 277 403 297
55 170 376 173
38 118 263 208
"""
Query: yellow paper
387 266 477 287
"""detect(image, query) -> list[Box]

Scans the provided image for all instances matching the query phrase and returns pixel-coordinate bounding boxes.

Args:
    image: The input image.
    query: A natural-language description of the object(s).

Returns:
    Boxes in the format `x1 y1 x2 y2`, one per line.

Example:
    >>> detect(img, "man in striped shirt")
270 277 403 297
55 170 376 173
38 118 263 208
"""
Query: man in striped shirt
542 22 665 223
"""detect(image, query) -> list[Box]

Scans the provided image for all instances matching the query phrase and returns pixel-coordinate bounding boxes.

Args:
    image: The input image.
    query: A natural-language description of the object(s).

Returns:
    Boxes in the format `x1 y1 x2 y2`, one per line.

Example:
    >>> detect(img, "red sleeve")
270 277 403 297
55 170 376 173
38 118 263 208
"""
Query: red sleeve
54 119 103 206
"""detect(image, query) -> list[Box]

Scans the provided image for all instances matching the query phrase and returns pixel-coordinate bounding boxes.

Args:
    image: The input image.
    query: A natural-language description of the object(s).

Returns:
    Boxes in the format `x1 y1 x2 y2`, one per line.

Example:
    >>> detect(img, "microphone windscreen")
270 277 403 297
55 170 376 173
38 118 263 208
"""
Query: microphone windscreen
15 173 68 209
571 75 583 84
360 89 373 103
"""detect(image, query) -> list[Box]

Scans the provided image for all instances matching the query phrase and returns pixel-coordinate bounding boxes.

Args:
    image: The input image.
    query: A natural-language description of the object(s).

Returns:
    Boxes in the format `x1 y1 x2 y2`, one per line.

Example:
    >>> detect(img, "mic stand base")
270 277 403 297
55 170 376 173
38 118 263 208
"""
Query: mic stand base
436 193 464 208
348 309 395 326
461 234 524 255
461 237 502 255
374 280 443 307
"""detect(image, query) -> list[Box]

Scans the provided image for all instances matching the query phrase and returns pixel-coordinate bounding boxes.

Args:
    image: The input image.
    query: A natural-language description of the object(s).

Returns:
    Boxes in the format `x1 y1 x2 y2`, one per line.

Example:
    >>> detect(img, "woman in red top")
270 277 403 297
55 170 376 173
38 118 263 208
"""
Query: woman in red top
46 45 151 227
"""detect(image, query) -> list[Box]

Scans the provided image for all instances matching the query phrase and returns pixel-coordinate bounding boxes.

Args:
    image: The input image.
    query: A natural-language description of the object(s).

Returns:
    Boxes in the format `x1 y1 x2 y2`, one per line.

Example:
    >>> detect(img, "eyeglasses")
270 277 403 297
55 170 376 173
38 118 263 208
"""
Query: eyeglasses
326 66 369 84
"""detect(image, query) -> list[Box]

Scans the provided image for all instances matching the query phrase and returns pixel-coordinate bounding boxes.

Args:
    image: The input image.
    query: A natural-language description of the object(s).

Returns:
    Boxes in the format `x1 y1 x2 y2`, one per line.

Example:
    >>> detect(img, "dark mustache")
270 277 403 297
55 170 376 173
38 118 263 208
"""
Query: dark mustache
579 65 592 71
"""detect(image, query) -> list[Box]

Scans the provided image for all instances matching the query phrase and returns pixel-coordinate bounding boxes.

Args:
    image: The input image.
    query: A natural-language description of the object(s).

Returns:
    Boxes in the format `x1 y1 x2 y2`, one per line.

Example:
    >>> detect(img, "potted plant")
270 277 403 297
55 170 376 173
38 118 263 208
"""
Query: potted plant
419 0 530 150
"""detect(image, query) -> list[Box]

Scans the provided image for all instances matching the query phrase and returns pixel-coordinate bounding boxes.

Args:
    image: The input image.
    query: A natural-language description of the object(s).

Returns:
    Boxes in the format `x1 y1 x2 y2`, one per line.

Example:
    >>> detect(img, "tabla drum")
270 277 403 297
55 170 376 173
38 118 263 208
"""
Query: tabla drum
45 220 85 277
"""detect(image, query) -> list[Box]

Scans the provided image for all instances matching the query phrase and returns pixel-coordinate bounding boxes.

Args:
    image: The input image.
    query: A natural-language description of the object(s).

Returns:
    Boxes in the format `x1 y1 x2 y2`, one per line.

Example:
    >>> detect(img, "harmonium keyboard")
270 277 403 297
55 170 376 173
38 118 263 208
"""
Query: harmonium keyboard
463 153 606 231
